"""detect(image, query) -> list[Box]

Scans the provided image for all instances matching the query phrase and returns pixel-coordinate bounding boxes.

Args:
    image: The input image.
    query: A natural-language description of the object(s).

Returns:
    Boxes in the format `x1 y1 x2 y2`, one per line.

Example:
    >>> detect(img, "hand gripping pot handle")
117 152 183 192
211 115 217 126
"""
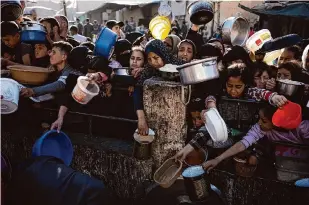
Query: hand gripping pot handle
181 85 191 106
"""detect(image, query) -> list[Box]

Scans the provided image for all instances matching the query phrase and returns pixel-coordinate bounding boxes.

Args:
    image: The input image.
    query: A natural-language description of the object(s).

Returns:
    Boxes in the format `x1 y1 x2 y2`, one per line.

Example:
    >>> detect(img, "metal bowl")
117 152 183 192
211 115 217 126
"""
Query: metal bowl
276 80 304 97
176 57 219 85
222 17 250 46
112 67 135 86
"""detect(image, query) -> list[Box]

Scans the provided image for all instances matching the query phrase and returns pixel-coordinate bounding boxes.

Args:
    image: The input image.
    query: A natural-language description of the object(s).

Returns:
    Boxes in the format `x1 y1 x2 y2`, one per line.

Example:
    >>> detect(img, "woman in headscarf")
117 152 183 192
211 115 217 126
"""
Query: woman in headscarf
133 40 185 135
55 15 69 40
163 34 181 56
145 39 184 70
177 39 196 63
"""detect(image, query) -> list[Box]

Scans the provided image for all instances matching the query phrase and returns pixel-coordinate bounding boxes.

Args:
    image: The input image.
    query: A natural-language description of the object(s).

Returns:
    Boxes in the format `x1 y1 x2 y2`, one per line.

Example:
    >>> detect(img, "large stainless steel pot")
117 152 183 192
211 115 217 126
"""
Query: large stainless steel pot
276 80 304 97
187 1 214 25
176 57 219 85
222 17 250 46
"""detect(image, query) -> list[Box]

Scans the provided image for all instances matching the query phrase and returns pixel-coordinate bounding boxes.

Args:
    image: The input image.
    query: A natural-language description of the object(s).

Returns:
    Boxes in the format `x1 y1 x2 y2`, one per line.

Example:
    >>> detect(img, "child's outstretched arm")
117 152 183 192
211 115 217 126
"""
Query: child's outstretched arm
202 123 265 171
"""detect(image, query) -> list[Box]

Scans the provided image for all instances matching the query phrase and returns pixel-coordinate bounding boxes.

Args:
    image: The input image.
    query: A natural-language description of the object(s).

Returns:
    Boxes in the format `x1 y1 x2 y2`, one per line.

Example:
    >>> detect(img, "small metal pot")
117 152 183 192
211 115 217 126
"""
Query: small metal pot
182 166 210 202
222 16 250 46
276 80 304 97
113 67 136 86
20 21 47 43
187 1 214 25
177 57 219 85
1 0 22 21
133 130 155 160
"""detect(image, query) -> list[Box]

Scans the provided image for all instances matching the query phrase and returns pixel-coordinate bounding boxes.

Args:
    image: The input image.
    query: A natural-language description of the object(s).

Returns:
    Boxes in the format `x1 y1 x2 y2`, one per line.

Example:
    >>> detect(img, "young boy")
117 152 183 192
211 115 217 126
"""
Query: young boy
32 42 52 68
20 41 82 97
1 21 33 66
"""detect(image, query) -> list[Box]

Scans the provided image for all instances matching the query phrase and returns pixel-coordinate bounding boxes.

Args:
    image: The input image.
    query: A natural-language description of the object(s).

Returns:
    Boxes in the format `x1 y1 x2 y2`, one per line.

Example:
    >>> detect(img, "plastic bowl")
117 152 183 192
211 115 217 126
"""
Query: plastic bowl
32 130 73 166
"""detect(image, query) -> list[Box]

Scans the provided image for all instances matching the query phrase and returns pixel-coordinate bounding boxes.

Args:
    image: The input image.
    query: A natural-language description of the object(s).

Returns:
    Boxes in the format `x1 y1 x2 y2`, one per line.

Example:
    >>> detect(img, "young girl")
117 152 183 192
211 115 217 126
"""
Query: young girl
252 62 272 89
177 39 196 63
203 105 309 171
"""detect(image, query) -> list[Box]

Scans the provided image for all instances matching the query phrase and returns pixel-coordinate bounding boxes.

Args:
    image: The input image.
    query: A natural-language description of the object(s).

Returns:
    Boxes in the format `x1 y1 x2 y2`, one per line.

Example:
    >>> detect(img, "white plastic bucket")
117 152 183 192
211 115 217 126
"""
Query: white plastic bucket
246 29 272 53
71 76 100 105
204 108 228 142
1 78 20 114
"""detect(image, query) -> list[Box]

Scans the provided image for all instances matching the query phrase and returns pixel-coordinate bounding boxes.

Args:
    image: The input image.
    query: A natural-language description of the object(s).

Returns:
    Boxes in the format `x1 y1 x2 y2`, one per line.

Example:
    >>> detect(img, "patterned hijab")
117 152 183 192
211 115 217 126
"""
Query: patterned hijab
145 39 184 66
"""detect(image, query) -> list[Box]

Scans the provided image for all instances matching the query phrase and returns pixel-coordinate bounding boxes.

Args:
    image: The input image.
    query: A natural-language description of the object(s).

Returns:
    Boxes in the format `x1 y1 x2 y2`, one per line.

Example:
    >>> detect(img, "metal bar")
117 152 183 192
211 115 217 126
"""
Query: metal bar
42 108 138 123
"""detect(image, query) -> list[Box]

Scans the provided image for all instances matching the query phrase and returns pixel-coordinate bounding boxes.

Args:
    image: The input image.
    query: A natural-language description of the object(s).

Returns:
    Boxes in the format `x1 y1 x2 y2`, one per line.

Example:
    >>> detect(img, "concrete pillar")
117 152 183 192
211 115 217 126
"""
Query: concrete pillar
143 78 188 169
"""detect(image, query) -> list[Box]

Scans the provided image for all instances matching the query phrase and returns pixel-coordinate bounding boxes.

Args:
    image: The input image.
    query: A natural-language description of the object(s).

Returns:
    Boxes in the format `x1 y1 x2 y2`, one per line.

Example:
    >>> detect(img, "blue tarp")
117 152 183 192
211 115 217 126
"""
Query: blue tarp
239 2 309 20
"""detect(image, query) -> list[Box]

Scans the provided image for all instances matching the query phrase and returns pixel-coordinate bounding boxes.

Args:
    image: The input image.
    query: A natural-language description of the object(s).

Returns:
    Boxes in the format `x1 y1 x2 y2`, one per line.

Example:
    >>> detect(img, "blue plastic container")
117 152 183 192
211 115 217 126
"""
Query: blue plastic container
20 22 47 43
32 130 73 166
21 30 46 43
93 27 117 59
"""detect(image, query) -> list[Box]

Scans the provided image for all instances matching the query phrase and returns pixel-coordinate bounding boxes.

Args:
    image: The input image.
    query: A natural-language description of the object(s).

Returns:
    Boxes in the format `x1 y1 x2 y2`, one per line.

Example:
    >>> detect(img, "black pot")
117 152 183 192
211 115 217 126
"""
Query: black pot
112 68 136 86
182 166 210 202
187 1 214 25
1 0 22 21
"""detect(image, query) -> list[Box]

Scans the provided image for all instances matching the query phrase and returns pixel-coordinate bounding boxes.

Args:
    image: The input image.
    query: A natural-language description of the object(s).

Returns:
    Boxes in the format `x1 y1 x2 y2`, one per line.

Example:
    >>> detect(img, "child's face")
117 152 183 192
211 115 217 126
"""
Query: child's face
226 76 245 98
277 68 292 80
258 110 274 131
35 44 49 59
2 34 20 48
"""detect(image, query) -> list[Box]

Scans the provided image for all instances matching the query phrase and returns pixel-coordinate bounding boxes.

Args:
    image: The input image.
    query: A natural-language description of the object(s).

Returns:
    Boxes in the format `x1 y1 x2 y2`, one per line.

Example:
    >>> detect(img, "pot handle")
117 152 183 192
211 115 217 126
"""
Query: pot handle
181 85 191 106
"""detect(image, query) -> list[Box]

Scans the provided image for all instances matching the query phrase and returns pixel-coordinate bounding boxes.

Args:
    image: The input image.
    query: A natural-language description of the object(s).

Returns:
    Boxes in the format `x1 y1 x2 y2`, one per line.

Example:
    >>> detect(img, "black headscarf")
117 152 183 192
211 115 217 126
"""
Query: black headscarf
68 46 90 74
114 39 132 67
222 45 253 68
200 43 223 62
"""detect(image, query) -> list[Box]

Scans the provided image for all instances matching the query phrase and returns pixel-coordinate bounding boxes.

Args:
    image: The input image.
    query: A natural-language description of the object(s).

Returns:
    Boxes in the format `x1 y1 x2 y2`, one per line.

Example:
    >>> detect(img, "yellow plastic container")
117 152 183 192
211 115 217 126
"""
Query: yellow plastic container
149 16 171 40
264 49 283 65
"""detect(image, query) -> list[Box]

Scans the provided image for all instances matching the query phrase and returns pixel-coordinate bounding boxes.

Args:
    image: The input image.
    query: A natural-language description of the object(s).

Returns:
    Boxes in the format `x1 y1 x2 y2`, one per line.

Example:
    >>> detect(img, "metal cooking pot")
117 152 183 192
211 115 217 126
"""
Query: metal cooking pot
94 27 117 60
1 0 22 21
276 80 305 97
20 21 47 43
182 166 211 202
112 67 136 86
222 16 250 46
187 1 214 25
176 57 219 85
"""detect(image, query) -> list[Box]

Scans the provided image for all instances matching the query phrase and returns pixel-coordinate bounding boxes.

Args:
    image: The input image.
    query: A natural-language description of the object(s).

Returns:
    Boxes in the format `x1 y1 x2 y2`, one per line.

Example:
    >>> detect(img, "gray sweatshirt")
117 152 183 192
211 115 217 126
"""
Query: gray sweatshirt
33 65 81 96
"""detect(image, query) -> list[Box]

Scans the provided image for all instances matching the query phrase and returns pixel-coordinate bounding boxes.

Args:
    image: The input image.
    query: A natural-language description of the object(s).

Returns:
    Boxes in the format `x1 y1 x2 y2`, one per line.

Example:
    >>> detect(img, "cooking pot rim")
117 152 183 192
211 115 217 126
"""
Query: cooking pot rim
222 16 248 28
187 1 213 11
276 80 305 86
176 57 217 70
